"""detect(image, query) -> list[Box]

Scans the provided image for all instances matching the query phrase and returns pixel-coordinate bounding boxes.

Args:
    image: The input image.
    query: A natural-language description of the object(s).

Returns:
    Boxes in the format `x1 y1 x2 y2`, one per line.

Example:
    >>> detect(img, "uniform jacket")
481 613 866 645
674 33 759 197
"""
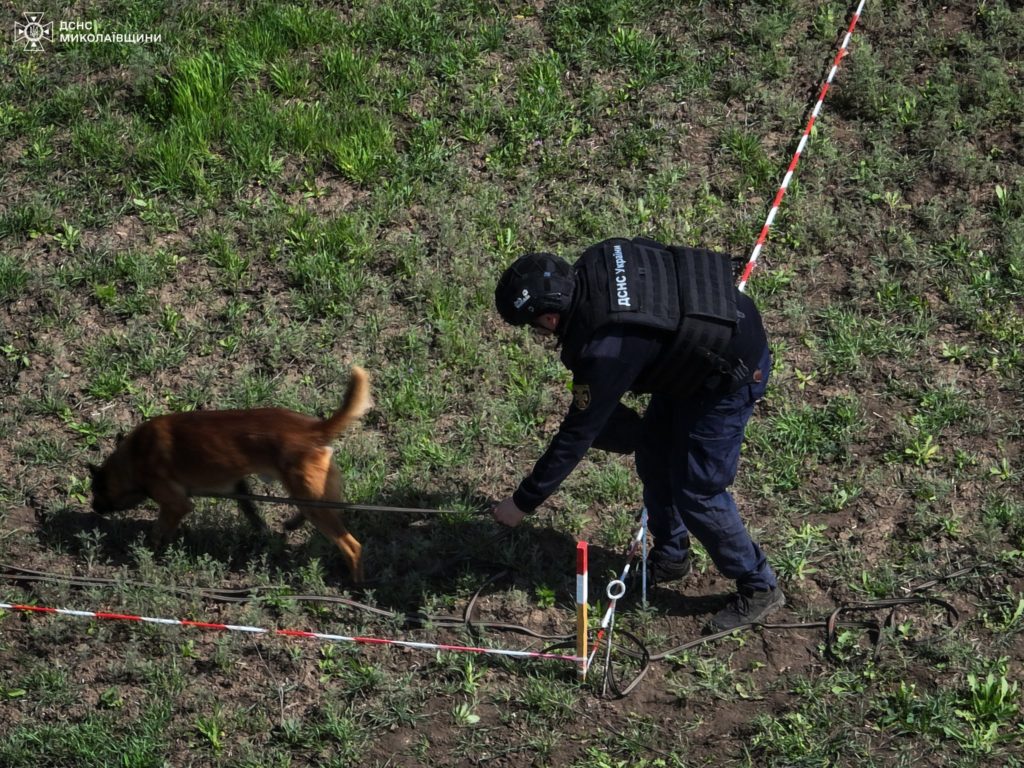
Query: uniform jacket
512 240 768 513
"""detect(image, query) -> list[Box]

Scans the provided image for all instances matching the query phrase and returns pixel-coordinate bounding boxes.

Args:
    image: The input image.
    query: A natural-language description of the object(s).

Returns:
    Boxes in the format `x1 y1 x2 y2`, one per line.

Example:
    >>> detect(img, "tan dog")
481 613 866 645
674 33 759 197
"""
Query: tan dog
88 366 372 581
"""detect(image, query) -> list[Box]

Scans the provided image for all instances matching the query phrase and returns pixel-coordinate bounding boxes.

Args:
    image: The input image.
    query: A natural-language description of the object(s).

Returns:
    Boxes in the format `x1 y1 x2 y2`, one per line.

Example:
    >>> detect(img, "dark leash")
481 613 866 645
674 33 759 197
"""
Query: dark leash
196 490 486 517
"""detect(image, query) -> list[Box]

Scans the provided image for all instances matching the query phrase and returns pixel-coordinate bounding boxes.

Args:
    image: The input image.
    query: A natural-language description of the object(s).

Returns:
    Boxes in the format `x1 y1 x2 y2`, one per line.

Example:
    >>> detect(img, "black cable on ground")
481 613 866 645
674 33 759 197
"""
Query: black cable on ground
0 560 987 699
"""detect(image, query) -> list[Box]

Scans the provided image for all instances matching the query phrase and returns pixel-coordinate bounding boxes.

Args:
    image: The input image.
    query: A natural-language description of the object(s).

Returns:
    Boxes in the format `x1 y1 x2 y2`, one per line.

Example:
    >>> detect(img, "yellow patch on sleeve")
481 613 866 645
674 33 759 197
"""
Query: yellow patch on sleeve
572 383 591 410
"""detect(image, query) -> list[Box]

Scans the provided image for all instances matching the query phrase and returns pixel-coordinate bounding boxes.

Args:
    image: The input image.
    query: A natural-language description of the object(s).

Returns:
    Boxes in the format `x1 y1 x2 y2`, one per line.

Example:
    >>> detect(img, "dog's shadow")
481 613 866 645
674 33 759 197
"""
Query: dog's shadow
35 503 291 573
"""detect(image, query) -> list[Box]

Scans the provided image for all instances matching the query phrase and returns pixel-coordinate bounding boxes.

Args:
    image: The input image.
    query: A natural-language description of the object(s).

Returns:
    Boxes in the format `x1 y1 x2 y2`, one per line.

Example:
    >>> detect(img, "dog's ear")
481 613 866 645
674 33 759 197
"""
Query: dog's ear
115 432 125 445
87 463 100 478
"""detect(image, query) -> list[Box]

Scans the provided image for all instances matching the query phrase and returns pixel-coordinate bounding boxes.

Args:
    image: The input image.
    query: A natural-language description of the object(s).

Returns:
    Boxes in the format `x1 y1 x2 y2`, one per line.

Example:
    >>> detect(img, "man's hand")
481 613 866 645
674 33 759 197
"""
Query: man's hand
492 497 527 527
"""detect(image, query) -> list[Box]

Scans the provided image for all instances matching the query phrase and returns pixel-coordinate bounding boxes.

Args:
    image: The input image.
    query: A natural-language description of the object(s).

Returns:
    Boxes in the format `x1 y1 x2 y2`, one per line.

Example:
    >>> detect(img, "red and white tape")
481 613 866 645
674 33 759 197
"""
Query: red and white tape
0 601 581 663
737 0 867 292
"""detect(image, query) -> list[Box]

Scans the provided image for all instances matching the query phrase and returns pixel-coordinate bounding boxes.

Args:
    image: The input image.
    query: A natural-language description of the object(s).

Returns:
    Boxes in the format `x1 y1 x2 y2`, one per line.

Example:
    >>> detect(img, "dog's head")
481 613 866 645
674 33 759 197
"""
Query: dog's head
88 436 146 514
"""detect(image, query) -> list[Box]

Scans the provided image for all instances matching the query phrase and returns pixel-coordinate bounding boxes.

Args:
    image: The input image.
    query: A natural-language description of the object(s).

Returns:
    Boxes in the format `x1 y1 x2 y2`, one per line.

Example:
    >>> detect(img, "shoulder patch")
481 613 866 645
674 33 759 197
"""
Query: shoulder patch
573 383 591 411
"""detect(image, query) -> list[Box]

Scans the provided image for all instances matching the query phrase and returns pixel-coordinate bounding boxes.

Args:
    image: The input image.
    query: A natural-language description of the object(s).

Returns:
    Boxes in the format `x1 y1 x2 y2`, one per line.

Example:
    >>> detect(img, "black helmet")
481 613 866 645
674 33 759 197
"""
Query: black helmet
495 253 575 326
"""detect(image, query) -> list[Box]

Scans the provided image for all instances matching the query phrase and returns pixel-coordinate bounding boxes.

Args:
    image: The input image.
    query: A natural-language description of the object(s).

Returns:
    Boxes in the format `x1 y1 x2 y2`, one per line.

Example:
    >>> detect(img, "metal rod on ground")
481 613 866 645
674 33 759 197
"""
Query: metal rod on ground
576 541 589 680
601 578 628 696
590 520 648 685
640 507 649 608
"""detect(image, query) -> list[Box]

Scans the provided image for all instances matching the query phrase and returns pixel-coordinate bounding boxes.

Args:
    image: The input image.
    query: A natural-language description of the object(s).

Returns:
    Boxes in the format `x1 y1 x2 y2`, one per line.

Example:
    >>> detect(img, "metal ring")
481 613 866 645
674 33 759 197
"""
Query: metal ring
606 580 627 601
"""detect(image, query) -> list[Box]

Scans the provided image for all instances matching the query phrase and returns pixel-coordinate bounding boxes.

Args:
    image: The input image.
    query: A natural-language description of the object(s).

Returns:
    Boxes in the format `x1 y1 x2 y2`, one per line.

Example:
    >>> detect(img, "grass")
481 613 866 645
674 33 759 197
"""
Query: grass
2 1 1023 766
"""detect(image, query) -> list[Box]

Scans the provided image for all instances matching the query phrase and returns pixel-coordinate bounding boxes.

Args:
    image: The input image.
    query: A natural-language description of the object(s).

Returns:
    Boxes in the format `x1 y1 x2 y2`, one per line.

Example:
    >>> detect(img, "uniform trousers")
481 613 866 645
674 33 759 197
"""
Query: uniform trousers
635 345 776 591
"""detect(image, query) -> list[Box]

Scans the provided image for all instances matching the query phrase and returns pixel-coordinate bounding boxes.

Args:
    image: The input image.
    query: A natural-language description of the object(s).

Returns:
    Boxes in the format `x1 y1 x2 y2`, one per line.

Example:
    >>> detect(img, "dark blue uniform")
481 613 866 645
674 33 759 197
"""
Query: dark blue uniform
512 292 778 592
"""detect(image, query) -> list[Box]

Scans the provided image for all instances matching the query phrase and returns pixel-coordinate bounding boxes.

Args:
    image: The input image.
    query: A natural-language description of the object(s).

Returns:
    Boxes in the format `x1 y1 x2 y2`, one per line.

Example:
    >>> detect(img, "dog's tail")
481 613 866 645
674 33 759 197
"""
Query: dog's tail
318 366 372 442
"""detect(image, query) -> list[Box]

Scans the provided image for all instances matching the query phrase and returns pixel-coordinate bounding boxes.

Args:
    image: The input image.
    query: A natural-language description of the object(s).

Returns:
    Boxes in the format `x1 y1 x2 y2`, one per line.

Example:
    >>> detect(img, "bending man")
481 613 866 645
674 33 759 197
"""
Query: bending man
492 237 783 632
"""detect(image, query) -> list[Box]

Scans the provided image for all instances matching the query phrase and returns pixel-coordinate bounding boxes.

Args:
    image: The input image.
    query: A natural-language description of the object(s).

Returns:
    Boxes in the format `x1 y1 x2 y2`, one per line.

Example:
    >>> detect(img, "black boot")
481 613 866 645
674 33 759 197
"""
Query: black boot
648 549 692 584
708 585 785 632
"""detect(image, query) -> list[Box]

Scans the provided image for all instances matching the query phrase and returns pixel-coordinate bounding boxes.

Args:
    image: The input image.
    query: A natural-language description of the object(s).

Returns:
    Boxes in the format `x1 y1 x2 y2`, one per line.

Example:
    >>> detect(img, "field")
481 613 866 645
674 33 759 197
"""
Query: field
2 0 1023 765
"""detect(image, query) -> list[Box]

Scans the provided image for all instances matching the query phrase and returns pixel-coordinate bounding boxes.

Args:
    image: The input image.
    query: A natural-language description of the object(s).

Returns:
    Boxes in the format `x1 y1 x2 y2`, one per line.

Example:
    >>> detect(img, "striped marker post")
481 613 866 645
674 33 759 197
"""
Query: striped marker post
576 541 589 680
0 602 582 664
737 0 867 292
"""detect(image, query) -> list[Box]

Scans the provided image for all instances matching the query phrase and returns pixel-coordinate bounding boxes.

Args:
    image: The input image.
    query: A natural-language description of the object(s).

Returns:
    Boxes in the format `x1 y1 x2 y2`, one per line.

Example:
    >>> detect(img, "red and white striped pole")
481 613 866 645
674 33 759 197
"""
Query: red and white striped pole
737 0 867 292
576 541 589 680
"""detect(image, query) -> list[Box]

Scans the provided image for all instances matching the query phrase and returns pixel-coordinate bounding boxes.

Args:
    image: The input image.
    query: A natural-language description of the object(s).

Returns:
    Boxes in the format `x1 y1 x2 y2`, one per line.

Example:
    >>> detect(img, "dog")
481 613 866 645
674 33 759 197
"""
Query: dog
88 366 372 581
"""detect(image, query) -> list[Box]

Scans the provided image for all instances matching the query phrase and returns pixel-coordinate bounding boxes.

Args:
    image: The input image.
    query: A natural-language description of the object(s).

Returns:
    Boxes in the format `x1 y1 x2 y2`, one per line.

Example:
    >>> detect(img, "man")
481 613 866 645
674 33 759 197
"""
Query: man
491 237 783 632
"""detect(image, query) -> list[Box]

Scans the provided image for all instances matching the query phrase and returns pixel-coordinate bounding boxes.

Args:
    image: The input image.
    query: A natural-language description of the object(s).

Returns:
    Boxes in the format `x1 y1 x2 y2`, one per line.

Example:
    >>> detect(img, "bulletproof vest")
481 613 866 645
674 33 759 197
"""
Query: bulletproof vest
559 237 739 397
